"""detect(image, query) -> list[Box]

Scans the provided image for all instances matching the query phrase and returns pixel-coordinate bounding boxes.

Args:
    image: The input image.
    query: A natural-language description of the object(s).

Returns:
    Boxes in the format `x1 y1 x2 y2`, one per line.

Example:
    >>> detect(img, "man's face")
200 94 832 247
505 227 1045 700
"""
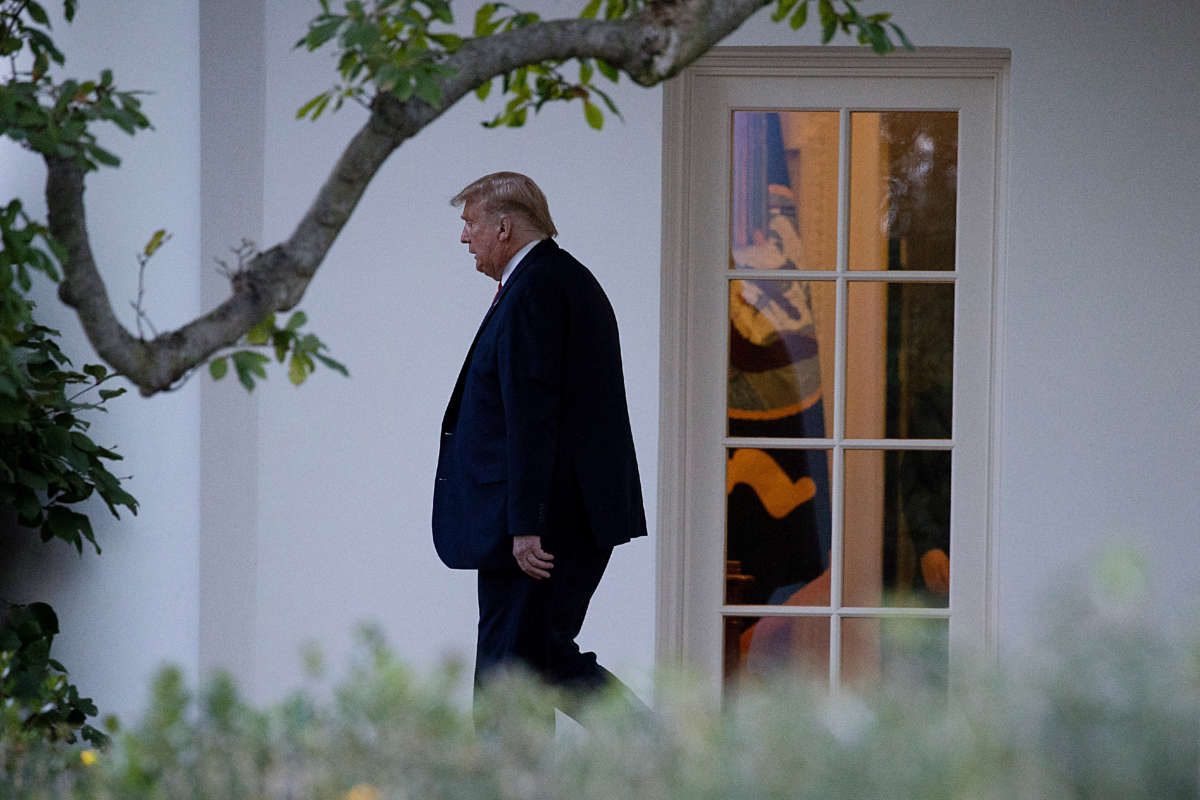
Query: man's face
460 198 506 280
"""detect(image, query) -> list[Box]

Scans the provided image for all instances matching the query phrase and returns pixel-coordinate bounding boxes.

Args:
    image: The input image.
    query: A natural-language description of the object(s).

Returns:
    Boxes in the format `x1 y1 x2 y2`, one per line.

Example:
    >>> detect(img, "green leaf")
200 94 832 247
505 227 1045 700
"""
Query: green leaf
297 91 333 120
474 3 498 36
26 2 50 26
425 0 453 24
295 333 320 354
83 364 108 382
342 21 379 49
596 59 619 82
428 32 463 52
88 144 121 168
589 84 622 118
287 353 312 386
272 331 291 363
232 351 269 391
285 311 307 331
208 357 228 381
818 0 837 42
300 17 343 50
790 0 809 30
314 353 349 377
889 22 914 50
142 228 168 257
27 602 59 637
45 506 92 551
55 80 79 112
580 0 602 19
583 99 603 130
98 387 126 401
392 76 415 102
246 314 275 346
70 432 98 452
42 424 73 457
866 24 893 54
414 71 442 107
474 79 492 101
773 0 799 23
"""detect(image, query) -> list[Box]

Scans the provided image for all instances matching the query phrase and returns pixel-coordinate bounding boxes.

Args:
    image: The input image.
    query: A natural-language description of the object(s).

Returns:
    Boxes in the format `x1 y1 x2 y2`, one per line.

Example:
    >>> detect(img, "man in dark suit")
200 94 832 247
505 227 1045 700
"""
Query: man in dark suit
432 172 647 721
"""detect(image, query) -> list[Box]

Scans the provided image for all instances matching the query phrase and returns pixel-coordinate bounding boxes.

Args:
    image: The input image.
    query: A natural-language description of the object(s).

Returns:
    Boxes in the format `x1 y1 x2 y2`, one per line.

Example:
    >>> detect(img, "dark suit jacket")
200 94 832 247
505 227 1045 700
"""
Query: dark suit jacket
432 239 647 570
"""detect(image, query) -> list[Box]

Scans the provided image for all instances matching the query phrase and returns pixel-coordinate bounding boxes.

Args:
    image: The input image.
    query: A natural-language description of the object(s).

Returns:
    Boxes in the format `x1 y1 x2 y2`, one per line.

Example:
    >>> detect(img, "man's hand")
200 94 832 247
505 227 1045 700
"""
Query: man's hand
513 535 554 579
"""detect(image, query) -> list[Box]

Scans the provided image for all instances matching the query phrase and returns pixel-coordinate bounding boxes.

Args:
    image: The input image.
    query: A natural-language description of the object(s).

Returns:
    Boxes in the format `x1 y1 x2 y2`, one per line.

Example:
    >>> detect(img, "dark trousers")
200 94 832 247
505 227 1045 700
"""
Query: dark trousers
475 532 629 723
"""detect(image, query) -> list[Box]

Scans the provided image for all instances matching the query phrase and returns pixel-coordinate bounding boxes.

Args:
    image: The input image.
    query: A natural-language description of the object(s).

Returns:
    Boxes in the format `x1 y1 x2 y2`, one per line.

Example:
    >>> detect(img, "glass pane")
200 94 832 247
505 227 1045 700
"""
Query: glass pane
728 279 834 438
845 282 954 440
849 111 959 270
731 111 839 270
726 448 832 605
841 617 948 693
843 450 951 608
723 614 830 686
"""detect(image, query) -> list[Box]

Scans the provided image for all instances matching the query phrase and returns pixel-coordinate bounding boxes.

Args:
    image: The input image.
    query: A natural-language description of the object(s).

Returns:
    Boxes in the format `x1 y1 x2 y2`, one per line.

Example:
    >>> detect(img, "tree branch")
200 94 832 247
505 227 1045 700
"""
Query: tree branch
48 0 770 395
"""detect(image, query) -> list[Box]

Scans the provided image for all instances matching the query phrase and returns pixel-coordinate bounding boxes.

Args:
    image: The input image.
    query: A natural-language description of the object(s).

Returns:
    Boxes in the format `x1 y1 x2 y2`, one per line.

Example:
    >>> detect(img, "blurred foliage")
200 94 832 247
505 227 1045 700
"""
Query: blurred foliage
3 562 1196 798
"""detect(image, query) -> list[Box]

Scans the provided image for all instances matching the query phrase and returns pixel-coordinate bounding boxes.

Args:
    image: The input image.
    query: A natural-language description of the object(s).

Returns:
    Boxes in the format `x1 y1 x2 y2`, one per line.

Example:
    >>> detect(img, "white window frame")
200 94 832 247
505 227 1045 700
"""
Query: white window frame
656 46 1011 689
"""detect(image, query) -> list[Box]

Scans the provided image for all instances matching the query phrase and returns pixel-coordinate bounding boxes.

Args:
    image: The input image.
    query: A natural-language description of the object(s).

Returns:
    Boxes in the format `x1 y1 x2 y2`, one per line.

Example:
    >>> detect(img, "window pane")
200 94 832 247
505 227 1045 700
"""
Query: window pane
845 282 954 440
843 449 951 608
729 278 835 438
731 111 839 270
841 617 948 693
726 448 832 606
849 111 958 270
723 614 830 686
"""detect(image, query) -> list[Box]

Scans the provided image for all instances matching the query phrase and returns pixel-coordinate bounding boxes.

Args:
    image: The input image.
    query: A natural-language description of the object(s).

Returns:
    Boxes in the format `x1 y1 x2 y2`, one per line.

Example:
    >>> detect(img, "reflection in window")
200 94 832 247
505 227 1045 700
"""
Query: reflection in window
723 613 830 686
849 111 959 270
844 449 951 609
726 448 831 606
728 279 832 438
727 112 834 617
731 111 838 270
845 282 954 440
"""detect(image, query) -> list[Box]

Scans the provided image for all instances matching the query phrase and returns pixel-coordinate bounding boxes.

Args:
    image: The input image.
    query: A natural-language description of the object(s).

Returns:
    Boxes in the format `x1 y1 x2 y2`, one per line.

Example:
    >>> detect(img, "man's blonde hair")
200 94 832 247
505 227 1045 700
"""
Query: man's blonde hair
451 171 558 238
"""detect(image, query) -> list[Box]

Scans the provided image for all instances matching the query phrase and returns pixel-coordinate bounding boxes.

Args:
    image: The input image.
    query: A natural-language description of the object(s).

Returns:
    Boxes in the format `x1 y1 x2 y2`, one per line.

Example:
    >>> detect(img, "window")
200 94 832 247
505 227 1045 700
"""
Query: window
658 48 1008 694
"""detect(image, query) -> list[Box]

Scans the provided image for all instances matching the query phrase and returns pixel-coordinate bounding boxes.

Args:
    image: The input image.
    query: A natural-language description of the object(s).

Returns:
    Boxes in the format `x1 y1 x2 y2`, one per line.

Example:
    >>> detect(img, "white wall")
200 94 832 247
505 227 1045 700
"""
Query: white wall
0 3 203 717
5 0 1198 718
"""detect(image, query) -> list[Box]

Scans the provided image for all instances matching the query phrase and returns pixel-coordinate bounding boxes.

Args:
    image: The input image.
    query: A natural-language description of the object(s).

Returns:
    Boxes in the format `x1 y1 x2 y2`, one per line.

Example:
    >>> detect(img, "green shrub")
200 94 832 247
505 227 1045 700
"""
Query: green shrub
3 579 1196 800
